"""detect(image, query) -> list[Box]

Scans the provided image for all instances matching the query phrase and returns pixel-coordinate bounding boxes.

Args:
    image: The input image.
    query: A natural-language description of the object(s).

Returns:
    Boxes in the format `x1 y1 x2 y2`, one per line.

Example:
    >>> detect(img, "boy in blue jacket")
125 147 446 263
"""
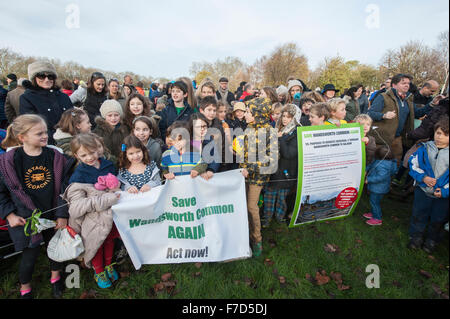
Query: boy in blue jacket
407 117 449 253
364 146 398 226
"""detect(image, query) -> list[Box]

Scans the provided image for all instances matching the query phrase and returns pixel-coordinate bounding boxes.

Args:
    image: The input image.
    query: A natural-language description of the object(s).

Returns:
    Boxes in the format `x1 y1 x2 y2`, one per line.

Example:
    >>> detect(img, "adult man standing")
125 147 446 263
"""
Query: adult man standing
216 77 235 109
123 74 136 92
413 80 440 106
6 74 17 91
368 74 441 165
0 80 8 128
4 78 28 123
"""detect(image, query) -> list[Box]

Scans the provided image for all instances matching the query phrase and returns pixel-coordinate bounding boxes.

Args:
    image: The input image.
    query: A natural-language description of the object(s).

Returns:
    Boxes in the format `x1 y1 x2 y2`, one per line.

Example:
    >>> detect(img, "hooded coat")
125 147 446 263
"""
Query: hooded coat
239 97 278 186
19 86 73 145
267 104 299 189
92 116 130 159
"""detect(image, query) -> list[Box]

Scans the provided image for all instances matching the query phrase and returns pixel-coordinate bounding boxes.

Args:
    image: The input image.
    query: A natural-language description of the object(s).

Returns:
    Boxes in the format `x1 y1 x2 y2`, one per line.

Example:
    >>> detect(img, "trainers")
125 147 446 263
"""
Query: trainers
20 289 33 300
105 263 119 282
407 237 423 250
366 218 382 226
363 212 373 219
422 239 437 254
252 242 263 257
94 271 112 289
51 278 65 299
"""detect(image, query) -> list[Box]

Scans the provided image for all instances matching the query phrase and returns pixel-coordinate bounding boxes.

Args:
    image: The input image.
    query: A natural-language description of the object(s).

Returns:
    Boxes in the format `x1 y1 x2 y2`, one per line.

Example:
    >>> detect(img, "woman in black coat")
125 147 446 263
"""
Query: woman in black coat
84 72 108 128
19 61 73 145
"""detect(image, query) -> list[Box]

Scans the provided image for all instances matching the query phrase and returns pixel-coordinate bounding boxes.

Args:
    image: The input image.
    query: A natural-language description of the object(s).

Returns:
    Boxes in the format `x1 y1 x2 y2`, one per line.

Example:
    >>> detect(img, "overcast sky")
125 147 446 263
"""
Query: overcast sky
0 0 448 80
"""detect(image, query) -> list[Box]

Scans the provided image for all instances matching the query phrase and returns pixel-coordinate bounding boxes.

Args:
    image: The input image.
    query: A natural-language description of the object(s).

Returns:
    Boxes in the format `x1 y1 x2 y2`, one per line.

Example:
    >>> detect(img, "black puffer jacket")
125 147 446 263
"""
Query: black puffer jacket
408 97 449 142
19 86 73 145
266 127 298 189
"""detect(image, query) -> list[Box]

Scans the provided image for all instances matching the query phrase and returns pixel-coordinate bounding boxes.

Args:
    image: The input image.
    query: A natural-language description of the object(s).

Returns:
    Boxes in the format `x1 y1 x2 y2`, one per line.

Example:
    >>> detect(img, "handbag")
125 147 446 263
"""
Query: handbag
47 226 85 262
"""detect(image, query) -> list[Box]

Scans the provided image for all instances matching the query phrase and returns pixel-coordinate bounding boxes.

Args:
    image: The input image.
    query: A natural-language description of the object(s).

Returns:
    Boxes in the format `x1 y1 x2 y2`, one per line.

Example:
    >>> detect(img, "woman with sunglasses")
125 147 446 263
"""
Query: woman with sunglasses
19 61 73 145
84 72 108 128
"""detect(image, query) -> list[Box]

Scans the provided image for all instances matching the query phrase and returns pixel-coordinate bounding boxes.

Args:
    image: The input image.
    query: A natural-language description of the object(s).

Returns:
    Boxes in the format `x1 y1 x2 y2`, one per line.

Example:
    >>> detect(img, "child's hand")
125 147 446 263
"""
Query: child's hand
434 188 442 198
6 213 26 228
140 185 151 192
361 137 369 145
128 186 139 194
54 218 68 230
201 171 214 181
423 176 437 187
164 172 175 180
190 170 199 178
241 168 249 178
277 131 283 137
365 179 368 185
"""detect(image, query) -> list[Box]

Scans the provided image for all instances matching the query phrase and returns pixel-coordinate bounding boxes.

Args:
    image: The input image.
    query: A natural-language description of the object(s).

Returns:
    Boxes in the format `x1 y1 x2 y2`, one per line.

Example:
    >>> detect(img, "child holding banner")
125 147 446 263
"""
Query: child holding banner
0 114 76 299
407 117 449 253
240 97 278 257
117 135 161 193
64 133 121 289
354 114 377 165
161 121 208 179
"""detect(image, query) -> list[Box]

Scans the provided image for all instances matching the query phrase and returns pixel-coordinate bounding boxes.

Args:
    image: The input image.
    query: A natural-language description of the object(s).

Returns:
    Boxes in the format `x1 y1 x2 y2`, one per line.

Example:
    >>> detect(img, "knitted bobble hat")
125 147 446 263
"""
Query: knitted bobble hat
99 99 124 118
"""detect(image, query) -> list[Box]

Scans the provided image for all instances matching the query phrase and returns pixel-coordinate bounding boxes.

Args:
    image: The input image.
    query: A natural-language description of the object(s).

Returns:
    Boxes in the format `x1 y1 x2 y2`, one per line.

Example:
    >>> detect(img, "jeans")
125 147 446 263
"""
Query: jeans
369 192 384 220
409 187 449 242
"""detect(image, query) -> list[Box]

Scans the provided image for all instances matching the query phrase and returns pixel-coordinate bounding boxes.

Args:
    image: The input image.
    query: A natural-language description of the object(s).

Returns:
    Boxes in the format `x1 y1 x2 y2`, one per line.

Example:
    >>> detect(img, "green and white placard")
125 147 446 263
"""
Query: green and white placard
289 124 366 227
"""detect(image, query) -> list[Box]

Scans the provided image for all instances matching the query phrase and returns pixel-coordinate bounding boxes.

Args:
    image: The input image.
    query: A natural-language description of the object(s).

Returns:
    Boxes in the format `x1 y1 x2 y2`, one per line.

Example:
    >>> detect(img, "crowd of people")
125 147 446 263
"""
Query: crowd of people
0 60 448 299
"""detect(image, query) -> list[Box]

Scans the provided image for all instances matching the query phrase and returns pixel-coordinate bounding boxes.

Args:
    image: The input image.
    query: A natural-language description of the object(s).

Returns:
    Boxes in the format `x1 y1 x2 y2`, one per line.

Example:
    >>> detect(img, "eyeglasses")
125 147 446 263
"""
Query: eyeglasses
36 73 56 80
194 125 208 130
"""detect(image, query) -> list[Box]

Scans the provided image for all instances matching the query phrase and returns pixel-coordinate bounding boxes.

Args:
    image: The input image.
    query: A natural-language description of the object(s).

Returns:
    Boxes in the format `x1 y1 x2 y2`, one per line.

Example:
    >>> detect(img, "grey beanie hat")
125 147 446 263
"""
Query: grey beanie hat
100 99 124 118
28 61 58 80
287 79 303 92
276 85 288 96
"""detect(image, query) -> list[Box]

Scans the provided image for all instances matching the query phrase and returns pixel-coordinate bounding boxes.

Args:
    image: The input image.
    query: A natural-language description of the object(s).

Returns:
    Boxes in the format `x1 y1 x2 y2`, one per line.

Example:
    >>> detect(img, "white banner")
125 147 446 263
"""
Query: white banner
112 169 251 269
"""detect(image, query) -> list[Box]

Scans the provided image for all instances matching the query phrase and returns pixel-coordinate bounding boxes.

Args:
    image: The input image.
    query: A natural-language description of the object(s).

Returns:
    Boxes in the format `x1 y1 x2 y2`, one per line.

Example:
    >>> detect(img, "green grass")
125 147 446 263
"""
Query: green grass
0 189 448 299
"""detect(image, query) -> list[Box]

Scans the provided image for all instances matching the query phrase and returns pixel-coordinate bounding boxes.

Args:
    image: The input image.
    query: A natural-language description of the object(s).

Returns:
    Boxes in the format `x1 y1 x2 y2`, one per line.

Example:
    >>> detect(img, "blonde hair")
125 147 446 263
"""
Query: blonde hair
354 114 373 125
272 102 283 113
1 114 47 149
70 133 101 157
328 98 346 113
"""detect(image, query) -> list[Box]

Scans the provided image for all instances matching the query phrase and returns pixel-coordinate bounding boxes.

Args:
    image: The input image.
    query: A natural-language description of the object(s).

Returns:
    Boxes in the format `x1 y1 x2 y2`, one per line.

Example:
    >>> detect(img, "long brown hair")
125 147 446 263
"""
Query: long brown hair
119 135 150 169
55 108 89 136
124 93 151 129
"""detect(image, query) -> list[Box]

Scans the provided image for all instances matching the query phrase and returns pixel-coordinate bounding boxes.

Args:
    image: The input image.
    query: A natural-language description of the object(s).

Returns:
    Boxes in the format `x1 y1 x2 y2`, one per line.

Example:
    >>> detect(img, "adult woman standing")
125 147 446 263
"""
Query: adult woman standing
107 78 126 111
19 61 73 145
84 72 107 127
343 86 361 122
